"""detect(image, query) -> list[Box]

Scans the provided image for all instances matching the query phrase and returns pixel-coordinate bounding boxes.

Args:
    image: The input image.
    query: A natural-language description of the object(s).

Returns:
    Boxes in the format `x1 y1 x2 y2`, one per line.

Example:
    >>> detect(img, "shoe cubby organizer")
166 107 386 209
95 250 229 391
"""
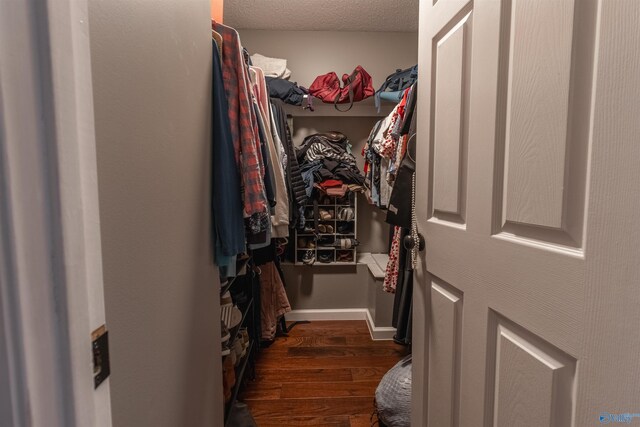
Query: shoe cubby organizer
294 192 358 266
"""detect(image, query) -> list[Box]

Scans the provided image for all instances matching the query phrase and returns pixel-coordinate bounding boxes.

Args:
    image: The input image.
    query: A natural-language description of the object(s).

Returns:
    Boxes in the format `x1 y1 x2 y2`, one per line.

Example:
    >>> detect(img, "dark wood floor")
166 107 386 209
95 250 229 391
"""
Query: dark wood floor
240 320 409 427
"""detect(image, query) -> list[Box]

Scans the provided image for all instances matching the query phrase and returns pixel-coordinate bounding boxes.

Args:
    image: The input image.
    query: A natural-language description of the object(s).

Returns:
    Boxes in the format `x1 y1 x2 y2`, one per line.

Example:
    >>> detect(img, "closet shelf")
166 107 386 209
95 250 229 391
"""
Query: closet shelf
304 204 353 208
291 261 357 267
283 96 393 118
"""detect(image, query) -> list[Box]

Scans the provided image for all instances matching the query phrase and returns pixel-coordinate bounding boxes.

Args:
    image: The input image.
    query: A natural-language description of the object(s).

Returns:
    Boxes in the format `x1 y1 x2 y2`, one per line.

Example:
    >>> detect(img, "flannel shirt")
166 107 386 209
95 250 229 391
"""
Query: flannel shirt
213 21 268 222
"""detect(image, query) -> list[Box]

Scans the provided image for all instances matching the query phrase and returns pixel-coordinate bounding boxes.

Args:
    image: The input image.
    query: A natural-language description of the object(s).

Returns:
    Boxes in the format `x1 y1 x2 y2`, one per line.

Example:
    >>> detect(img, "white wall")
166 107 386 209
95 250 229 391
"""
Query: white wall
88 1 222 426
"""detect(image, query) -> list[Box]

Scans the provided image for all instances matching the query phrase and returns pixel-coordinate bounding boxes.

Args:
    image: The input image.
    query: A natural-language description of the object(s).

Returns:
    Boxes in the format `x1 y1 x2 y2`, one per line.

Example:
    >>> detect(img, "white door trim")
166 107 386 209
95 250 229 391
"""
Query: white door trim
0 0 111 426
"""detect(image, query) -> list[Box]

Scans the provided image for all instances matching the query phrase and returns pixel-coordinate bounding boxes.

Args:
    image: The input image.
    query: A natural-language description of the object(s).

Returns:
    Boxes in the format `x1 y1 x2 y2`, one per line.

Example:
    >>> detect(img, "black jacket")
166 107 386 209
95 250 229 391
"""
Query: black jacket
266 77 307 106
386 83 418 229
270 99 307 226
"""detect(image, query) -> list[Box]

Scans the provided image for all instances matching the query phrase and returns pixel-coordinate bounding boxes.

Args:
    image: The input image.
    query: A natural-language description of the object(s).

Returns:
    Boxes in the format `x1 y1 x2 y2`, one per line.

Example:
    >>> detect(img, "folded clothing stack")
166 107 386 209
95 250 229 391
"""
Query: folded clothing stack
297 132 365 199
250 53 291 80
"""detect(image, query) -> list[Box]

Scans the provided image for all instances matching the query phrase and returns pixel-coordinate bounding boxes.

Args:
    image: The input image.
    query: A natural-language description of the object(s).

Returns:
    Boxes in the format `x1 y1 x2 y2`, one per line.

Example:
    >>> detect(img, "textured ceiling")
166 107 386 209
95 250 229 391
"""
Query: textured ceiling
224 0 420 32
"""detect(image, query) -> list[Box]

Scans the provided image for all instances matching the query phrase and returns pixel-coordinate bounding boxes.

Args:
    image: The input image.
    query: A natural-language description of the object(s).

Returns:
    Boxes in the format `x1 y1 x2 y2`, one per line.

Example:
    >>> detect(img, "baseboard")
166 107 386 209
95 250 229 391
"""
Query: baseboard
285 309 396 341
365 310 397 341
285 308 368 322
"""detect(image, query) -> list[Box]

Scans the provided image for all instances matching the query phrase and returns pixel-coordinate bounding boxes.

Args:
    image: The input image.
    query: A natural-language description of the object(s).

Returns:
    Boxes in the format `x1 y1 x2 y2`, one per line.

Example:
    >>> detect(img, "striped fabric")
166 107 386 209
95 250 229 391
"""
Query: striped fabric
221 304 241 329
304 142 357 166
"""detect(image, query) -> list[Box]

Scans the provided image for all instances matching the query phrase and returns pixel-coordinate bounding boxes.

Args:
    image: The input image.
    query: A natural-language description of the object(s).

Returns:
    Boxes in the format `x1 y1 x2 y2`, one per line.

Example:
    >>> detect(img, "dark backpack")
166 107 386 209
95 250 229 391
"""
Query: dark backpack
375 65 418 110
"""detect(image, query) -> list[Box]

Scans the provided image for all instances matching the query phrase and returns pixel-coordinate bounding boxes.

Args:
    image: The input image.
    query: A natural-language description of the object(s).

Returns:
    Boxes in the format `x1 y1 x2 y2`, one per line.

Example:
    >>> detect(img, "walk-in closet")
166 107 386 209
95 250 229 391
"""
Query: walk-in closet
21 0 632 426
213 1 419 425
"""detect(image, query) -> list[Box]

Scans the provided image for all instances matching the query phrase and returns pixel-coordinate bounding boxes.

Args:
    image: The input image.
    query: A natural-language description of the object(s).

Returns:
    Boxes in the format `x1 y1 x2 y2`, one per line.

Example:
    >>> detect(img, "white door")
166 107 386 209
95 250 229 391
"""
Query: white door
0 0 112 426
413 0 640 426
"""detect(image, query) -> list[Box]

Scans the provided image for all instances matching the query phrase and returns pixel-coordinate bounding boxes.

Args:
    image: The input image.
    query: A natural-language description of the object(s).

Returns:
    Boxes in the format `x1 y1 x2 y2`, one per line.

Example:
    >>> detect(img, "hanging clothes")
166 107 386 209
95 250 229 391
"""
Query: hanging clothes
383 226 402 293
250 67 290 237
270 99 307 228
211 39 245 262
392 228 413 345
212 30 223 57
384 83 419 346
363 113 393 208
213 21 270 235
212 23 304 351
258 261 291 341
387 83 418 229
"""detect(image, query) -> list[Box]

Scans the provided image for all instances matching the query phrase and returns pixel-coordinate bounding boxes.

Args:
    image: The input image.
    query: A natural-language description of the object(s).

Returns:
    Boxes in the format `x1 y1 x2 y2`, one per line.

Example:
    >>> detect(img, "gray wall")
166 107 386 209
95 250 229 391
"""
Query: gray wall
283 265 368 309
285 117 391 311
237 30 418 88
88 1 222 426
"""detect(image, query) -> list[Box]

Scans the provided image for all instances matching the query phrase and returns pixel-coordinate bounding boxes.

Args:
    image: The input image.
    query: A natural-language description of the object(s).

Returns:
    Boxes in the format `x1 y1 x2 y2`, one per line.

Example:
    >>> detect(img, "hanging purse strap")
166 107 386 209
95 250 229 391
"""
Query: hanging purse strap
334 69 360 112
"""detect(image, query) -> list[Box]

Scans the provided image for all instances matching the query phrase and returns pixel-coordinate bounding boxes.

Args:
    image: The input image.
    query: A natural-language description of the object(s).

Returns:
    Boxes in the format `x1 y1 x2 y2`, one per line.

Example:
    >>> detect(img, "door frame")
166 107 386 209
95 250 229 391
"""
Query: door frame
0 0 111 426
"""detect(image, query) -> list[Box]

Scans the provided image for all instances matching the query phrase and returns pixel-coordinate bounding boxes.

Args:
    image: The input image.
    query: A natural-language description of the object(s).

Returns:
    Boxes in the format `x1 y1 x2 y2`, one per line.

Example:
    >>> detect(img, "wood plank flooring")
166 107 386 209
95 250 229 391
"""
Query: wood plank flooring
240 320 409 426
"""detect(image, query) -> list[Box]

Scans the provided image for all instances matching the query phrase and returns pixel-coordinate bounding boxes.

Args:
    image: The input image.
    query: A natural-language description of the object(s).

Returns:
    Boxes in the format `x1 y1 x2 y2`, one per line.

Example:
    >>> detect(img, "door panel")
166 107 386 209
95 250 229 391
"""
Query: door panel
494 0 597 248
432 12 471 222
501 0 575 230
427 277 463 427
414 0 640 426
487 313 577 427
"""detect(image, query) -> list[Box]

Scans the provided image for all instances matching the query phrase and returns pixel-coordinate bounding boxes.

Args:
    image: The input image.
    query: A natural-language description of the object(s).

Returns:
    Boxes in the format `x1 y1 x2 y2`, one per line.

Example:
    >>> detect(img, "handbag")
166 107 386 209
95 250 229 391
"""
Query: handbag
309 65 375 112
375 65 418 110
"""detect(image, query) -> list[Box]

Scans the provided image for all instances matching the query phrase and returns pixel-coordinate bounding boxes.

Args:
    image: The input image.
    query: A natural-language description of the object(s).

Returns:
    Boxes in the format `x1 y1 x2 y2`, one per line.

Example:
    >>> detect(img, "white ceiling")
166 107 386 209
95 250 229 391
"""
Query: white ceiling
224 0 419 32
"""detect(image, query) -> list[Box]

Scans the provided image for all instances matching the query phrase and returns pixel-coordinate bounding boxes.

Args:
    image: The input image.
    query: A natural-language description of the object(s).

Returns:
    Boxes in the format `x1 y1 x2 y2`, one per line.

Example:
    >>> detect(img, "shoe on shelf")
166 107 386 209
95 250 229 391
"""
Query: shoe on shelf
319 209 335 220
317 236 334 247
240 328 250 350
337 251 354 262
220 291 233 307
317 224 327 233
325 224 334 234
338 207 355 220
302 250 316 265
318 252 333 263
221 320 230 343
334 238 359 249
337 222 352 234
222 304 242 329
233 337 245 366
222 341 231 356
225 345 237 366
301 225 316 234
299 237 317 249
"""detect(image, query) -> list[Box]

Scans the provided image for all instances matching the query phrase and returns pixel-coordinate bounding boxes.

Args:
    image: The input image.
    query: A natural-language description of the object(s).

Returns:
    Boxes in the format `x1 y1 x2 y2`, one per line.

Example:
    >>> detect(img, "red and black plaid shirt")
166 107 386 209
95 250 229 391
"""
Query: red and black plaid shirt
213 21 268 221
